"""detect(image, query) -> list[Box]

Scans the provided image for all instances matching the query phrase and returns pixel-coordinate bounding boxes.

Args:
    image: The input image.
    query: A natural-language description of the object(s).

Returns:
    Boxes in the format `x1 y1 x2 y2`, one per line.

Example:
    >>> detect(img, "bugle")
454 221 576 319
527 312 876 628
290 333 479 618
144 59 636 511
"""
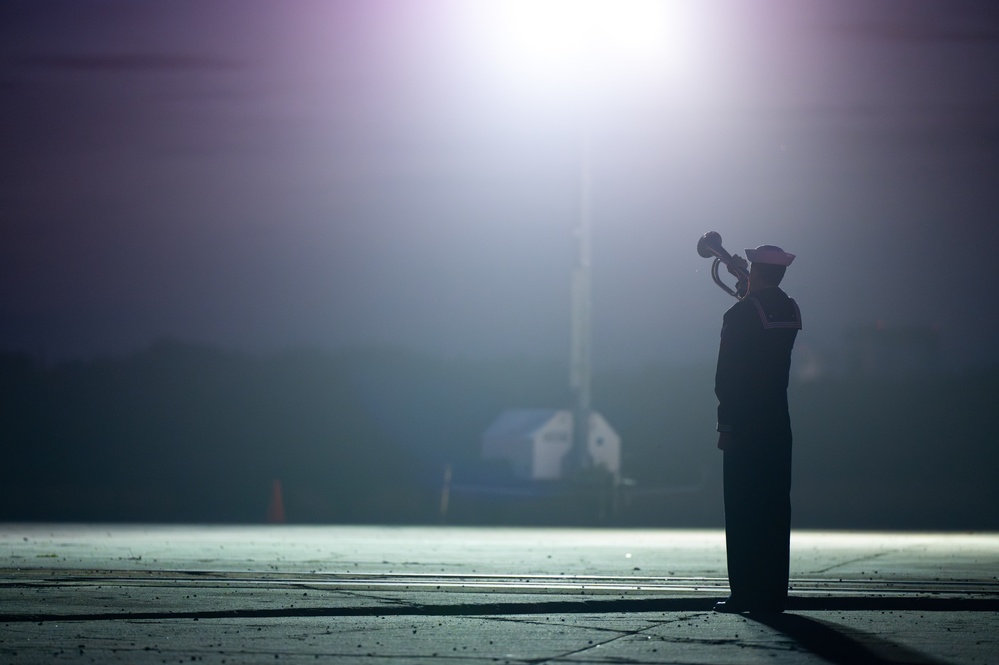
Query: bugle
697 231 749 299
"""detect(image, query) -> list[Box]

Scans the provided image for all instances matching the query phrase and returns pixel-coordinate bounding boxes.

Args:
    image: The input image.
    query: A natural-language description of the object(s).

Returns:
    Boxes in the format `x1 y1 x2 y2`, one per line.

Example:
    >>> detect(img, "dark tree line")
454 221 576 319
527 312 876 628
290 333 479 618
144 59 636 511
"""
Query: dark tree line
2 340 996 528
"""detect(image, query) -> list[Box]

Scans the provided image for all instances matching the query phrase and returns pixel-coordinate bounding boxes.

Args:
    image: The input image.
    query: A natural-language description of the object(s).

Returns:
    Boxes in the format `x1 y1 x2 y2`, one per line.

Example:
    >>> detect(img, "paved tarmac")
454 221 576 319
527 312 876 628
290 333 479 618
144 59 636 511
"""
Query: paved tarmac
1 525 997 664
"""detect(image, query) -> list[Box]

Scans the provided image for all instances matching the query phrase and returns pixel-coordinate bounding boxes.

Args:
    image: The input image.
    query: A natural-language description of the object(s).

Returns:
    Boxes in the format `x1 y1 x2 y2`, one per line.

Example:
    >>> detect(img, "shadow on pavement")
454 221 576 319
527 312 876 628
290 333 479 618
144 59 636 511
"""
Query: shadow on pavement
747 612 952 665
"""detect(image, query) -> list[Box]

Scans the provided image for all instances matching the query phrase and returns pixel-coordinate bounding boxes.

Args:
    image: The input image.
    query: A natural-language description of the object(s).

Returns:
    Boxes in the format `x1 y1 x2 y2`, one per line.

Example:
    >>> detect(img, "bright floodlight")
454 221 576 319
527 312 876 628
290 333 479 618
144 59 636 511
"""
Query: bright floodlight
505 0 668 60
486 0 689 87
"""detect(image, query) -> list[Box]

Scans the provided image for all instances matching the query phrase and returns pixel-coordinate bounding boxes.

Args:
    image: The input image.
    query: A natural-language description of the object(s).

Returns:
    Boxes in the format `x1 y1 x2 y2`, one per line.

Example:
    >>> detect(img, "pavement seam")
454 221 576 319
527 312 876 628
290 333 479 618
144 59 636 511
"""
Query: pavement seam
807 548 898 575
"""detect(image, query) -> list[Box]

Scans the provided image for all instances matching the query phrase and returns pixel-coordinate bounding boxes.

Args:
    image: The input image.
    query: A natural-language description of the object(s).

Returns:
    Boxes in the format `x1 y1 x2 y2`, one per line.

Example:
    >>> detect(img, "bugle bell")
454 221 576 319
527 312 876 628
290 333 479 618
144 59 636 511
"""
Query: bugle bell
697 231 749 299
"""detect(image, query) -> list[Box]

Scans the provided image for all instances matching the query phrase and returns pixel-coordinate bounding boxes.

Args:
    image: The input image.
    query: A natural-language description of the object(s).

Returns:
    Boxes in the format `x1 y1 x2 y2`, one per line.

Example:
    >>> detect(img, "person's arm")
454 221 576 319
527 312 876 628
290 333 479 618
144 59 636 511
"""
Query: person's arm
714 303 756 447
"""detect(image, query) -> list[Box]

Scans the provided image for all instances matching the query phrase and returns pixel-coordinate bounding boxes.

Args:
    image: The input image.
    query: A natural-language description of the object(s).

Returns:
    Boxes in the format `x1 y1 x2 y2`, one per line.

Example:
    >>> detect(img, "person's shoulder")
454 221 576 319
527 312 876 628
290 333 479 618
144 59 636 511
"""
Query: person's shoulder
751 287 799 308
748 288 801 329
753 286 791 301
723 298 758 322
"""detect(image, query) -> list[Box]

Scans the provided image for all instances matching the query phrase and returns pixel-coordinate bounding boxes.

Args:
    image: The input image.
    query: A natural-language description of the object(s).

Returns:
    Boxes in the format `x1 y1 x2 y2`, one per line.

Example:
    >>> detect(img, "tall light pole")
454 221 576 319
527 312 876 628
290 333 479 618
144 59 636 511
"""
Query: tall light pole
476 0 683 476
569 129 593 473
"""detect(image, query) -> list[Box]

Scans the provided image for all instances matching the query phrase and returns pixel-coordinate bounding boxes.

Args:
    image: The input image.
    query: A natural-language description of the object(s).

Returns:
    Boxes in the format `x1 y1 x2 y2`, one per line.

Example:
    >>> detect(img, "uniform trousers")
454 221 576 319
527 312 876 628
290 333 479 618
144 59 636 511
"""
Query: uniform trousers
722 436 792 610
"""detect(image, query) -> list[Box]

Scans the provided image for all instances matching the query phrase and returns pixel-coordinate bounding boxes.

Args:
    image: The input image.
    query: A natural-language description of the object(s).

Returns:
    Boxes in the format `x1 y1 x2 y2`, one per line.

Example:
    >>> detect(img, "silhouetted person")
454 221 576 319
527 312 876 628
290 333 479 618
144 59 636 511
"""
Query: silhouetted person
712 244 801 614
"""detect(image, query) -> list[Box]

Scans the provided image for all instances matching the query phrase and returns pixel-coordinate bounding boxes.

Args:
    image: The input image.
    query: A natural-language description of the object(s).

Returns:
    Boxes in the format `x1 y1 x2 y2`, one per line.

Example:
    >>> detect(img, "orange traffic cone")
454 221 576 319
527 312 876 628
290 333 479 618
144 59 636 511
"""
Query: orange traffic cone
266 479 286 523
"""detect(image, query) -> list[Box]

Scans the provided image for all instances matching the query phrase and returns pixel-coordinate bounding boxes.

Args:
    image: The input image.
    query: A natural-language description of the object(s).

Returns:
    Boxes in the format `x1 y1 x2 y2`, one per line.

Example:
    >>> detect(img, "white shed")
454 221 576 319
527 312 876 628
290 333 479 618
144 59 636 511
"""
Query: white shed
481 409 620 482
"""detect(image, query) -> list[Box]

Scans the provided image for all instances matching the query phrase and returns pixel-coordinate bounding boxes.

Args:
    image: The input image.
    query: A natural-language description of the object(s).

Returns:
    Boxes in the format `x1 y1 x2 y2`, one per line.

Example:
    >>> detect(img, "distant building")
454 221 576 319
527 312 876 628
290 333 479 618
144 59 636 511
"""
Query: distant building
845 324 941 377
481 409 620 482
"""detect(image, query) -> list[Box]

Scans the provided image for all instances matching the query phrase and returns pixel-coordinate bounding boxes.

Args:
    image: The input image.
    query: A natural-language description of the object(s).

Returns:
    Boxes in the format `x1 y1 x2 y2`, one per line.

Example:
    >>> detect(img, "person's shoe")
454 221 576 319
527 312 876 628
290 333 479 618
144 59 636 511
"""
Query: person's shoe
713 597 785 614
713 597 748 613
748 604 785 614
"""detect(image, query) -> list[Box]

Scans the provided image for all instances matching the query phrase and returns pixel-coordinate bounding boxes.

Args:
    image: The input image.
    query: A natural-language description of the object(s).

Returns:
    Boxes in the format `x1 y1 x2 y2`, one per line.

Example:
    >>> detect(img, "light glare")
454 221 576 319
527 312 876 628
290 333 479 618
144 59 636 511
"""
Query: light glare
487 0 689 85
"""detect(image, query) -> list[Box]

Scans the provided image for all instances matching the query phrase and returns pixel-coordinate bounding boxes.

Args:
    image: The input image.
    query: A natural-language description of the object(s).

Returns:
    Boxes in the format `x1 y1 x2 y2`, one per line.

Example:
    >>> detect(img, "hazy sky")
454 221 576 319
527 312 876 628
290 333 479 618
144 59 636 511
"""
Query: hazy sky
3 1 999 370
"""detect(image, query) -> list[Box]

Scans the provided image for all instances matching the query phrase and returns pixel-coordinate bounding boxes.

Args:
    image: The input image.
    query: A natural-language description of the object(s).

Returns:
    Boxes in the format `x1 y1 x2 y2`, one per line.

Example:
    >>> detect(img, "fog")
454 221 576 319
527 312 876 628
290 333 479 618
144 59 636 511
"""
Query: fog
3 2 998 528
3 1 999 370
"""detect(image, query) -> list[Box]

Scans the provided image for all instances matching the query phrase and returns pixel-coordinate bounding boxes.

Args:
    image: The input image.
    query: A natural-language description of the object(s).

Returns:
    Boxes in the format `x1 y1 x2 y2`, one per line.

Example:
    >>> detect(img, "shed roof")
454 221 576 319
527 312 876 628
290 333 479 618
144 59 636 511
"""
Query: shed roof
482 408 560 441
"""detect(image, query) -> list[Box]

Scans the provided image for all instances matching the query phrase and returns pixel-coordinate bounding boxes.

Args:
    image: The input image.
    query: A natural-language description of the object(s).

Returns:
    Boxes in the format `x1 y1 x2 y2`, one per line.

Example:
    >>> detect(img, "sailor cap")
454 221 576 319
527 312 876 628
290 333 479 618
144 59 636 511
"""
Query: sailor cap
745 245 795 266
